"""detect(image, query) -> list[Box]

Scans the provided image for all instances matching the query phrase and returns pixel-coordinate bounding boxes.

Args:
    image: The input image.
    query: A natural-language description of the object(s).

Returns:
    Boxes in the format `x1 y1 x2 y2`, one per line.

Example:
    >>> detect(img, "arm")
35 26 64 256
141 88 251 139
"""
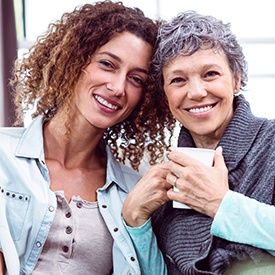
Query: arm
0 252 5 275
124 219 167 275
211 190 275 255
122 163 171 274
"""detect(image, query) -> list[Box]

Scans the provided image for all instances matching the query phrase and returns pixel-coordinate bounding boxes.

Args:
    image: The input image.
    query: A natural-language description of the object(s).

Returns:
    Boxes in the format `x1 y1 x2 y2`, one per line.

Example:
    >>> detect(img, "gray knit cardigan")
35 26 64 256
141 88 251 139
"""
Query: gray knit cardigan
152 95 275 274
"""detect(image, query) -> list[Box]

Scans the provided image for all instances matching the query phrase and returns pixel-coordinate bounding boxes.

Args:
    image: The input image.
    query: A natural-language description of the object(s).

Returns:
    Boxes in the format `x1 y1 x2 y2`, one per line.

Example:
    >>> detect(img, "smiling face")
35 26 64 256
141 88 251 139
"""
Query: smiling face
72 31 152 131
163 48 240 147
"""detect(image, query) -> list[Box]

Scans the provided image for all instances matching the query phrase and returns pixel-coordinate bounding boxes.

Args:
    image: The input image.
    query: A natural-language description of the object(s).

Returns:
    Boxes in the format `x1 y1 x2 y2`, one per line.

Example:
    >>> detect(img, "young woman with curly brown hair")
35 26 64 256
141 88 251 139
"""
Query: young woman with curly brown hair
0 1 172 274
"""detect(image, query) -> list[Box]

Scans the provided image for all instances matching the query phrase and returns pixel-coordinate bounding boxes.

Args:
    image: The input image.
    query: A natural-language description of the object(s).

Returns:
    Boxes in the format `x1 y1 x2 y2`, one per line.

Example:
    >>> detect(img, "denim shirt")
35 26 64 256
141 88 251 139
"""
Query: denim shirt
0 116 144 275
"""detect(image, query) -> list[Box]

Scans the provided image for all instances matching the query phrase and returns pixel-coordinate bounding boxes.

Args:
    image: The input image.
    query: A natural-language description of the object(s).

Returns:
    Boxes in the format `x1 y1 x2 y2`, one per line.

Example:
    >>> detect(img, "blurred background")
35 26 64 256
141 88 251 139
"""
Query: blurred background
1 0 275 127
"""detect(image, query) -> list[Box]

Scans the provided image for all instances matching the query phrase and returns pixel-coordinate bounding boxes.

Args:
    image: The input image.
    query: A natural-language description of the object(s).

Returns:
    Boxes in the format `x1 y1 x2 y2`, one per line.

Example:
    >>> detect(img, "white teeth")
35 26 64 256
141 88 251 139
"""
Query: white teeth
189 105 213 113
94 95 118 110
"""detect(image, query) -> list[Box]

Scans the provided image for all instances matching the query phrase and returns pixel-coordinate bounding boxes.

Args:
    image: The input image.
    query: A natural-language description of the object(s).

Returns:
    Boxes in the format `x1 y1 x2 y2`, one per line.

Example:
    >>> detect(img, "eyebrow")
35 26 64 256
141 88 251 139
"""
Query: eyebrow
97 51 149 75
166 69 184 76
165 63 222 76
164 69 184 81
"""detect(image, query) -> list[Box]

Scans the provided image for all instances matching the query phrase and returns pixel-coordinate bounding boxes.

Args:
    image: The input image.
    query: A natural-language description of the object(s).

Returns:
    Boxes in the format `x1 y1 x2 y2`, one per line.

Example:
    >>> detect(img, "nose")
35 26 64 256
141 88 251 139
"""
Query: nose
107 74 126 96
186 78 207 100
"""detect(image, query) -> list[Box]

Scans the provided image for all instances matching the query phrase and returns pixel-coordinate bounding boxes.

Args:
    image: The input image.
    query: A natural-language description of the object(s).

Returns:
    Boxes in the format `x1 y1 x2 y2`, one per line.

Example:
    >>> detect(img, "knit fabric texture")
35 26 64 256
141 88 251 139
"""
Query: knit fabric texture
152 94 275 274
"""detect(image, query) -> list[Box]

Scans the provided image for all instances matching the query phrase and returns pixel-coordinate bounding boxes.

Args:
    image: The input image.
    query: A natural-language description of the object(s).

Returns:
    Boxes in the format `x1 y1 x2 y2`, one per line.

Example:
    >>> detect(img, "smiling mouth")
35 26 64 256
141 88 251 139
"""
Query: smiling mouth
94 95 120 110
188 104 215 113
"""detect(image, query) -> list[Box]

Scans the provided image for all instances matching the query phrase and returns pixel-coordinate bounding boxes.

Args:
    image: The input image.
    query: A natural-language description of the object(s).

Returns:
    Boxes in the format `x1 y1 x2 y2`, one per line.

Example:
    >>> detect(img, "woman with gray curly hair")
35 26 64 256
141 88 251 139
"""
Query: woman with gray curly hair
123 10 275 274
0 1 169 274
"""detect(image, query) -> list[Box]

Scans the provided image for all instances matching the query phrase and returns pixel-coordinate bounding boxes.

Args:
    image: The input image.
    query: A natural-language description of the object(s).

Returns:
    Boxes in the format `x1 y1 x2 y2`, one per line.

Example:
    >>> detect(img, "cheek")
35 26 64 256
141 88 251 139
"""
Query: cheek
128 92 143 109
165 90 181 111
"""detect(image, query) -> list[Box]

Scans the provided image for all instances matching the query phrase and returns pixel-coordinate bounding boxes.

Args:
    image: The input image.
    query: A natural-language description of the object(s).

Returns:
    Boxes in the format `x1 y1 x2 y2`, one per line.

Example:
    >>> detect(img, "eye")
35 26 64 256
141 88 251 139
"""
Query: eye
128 75 145 87
204 70 219 79
98 59 114 70
170 77 185 84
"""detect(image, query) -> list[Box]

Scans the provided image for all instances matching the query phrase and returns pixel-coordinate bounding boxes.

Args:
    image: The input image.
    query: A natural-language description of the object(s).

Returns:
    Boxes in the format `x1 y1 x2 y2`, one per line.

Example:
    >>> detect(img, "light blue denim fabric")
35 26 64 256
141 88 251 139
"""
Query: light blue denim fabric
0 116 164 275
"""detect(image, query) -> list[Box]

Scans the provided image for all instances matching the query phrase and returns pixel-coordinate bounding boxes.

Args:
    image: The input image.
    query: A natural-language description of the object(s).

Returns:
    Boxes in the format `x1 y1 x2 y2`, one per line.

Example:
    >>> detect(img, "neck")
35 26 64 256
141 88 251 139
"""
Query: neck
43 113 106 169
192 135 219 150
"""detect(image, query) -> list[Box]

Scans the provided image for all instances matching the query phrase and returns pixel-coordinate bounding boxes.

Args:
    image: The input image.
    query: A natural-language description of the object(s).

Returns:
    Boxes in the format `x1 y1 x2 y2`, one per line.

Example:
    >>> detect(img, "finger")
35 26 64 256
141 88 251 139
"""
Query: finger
214 146 227 169
167 188 192 205
142 162 170 180
168 150 197 167
154 161 175 175
166 172 178 188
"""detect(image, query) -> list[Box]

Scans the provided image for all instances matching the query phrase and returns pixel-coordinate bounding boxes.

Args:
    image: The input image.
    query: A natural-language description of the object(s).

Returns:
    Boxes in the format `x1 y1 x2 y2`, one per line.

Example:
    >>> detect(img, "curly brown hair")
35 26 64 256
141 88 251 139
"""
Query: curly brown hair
10 0 174 170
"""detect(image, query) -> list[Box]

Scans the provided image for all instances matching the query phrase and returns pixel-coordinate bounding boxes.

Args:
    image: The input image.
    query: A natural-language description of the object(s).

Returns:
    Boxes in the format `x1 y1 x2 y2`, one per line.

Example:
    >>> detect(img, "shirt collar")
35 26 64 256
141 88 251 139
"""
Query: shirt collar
104 145 130 193
15 116 45 160
15 115 130 193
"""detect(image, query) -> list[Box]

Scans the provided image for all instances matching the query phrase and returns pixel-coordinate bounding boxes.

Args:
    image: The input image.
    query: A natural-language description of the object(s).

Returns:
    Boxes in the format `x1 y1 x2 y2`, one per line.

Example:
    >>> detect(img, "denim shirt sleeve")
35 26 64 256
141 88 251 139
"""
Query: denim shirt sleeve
124 219 168 275
211 190 275 256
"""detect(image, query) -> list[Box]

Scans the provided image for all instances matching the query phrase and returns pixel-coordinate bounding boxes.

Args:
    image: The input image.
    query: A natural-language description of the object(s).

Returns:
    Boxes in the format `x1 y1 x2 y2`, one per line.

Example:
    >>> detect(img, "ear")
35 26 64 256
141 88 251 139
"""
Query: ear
233 74 241 94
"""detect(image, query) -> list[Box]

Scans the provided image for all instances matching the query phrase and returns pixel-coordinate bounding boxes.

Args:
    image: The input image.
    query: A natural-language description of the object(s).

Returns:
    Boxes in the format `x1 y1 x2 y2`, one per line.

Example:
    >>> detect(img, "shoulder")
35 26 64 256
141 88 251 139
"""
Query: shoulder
0 127 26 138
0 117 44 158
0 127 26 151
257 118 275 139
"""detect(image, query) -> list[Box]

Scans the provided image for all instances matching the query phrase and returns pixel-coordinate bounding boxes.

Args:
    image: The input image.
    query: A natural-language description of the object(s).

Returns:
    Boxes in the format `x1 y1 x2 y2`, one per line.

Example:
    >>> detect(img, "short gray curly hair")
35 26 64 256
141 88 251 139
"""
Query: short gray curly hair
152 10 248 91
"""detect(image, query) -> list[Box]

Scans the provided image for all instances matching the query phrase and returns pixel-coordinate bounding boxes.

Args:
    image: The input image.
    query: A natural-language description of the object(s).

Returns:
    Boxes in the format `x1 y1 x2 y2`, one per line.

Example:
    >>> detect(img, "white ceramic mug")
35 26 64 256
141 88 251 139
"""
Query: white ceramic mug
172 147 215 209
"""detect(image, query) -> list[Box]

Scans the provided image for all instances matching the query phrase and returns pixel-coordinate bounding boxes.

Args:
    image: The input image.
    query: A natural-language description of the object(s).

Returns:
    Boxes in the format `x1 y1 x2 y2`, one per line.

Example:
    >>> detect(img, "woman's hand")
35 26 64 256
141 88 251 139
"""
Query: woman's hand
123 163 172 227
0 252 5 275
166 147 229 218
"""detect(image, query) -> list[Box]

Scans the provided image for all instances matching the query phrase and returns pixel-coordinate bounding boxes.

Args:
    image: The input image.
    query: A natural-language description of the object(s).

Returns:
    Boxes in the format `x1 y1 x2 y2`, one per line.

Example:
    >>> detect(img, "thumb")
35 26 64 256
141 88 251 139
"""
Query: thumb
214 146 226 169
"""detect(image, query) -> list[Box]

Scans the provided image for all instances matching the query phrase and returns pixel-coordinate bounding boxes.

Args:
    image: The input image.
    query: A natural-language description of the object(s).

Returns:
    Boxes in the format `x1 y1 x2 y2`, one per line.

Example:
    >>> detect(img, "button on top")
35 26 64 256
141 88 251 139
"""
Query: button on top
62 246 69 253
76 201 83 208
65 226 73 234
65 212 71 218
57 196 64 203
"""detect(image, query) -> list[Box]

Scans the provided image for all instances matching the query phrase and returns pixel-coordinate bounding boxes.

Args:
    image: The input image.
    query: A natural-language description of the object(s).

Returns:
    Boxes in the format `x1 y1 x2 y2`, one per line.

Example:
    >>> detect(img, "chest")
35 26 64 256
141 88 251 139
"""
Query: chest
32 192 113 274
46 160 106 202
226 151 275 203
